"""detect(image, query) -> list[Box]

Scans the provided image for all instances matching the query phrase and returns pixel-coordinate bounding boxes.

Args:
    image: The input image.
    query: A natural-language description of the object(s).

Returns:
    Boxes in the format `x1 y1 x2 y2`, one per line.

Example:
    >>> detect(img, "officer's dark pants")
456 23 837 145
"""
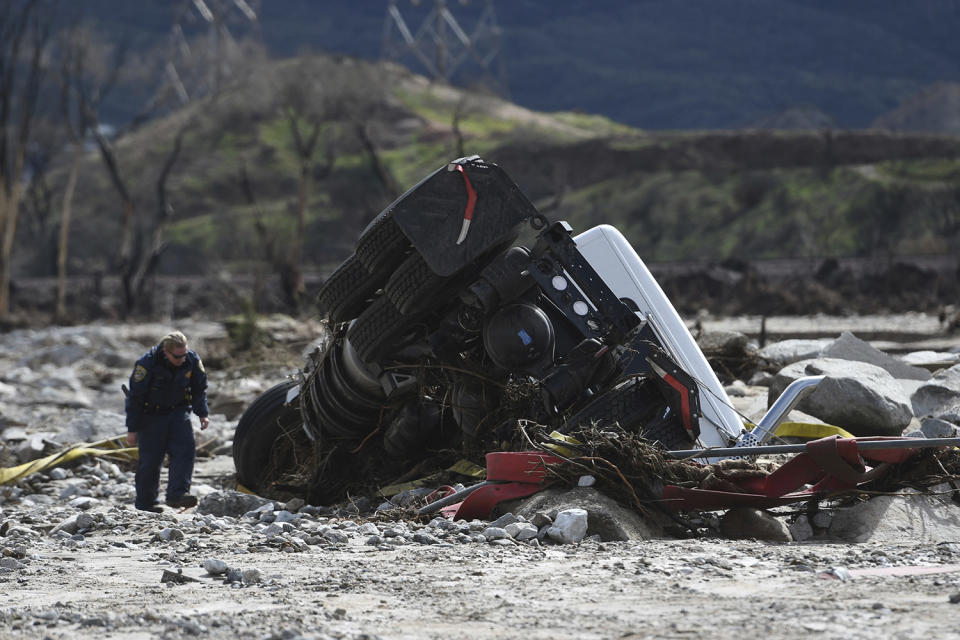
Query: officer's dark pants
135 410 195 509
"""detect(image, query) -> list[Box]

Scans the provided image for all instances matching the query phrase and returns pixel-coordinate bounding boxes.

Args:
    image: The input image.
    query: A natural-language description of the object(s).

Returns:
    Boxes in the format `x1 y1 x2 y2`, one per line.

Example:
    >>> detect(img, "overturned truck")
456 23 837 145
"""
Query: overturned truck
232 156 756 504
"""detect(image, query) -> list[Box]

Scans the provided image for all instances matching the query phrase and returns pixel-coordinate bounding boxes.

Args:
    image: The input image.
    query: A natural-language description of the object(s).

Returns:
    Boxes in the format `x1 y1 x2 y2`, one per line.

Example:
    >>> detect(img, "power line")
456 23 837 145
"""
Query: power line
382 0 508 97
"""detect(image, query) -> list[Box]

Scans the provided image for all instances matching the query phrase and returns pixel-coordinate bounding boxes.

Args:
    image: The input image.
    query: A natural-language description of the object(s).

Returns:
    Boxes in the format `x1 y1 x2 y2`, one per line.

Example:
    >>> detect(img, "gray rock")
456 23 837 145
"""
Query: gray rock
697 331 753 357
528 512 552 529
75 513 96 531
203 558 229 575
516 487 664 541
759 339 832 367
357 522 380 536
900 350 960 372
241 568 261 584
54 409 126 445
505 522 539 541
274 510 299 523
911 364 960 418
920 417 959 439
546 508 589 544
577 475 596 487
827 489 960 543
49 467 68 480
322 529 349 544
488 513 518 529
719 508 791 542
0 557 24 570
156 527 185 542
810 511 834 529
481 527 508 541
412 532 440 545
820 332 931 381
788 515 814 542
768 358 913 436
68 497 100 510
197 490 272 518
50 514 81 536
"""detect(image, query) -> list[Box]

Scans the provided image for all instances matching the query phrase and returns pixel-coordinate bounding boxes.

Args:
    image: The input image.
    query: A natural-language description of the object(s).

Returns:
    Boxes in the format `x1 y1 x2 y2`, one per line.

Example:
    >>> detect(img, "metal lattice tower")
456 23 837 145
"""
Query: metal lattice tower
162 0 264 104
382 0 508 96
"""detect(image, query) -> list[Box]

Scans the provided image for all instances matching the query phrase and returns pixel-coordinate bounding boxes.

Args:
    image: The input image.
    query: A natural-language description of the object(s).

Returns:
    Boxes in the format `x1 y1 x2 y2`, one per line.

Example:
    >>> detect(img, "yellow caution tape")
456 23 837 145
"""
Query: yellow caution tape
542 431 583 458
774 421 856 440
0 437 138 485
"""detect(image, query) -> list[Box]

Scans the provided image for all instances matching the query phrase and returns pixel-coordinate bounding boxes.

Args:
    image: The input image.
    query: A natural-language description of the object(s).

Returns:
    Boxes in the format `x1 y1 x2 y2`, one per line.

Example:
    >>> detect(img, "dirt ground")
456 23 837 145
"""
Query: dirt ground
4 452 960 640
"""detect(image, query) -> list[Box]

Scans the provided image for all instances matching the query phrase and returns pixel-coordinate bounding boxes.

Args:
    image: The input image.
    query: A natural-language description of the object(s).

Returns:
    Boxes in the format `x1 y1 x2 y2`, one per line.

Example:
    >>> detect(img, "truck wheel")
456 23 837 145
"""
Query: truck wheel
233 380 310 496
346 295 421 363
316 255 380 324
355 212 411 275
384 253 450 315
560 377 694 451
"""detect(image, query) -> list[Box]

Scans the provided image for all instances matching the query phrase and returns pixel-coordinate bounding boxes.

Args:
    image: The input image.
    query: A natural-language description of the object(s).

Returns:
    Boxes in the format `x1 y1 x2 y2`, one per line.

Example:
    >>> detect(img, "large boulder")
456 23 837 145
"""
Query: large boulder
761 332 930 382
758 339 831 367
826 488 960 543
820 332 930 381
768 358 913 436
911 364 960 418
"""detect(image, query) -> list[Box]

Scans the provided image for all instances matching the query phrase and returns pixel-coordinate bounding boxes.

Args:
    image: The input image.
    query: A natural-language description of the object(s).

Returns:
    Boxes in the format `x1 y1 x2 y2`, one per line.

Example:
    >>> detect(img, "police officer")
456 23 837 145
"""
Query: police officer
125 331 210 512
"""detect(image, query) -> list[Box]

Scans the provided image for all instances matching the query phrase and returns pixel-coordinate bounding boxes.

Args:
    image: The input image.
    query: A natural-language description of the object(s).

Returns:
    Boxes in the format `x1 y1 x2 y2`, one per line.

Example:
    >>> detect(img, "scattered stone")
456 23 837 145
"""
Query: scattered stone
204 559 229 576
505 522 539 541
160 569 198 584
788 515 814 542
322 529 349 544
156 528 185 542
900 350 960 372
411 532 440 545
759 339 831 367
912 365 960 418
577 475 596 487
488 513 518 529
197 490 272 518
546 509 589 544
481 527 508 541
241 568 261 584
920 417 959 439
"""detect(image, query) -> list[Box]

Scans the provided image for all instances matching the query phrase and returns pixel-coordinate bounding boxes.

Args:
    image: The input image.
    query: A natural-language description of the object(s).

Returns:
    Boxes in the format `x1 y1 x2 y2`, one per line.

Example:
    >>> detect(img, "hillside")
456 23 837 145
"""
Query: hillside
21 55 960 276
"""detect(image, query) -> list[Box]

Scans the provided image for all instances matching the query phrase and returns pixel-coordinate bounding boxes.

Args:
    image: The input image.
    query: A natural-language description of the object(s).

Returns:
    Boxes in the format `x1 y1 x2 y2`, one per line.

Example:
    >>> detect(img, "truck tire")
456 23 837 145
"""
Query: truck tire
316 255 380 324
355 212 410 275
561 377 694 451
233 380 309 495
384 253 449 315
346 295 420 363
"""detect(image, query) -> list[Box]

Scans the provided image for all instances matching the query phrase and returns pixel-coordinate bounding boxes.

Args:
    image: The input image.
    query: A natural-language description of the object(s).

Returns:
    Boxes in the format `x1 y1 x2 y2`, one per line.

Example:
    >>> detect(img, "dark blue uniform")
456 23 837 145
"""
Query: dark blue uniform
125 344 209 509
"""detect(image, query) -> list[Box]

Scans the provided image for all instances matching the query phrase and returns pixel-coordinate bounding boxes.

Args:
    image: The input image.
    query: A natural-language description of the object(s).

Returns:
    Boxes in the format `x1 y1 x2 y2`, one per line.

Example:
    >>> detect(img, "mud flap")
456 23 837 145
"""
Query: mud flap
383 156 538 276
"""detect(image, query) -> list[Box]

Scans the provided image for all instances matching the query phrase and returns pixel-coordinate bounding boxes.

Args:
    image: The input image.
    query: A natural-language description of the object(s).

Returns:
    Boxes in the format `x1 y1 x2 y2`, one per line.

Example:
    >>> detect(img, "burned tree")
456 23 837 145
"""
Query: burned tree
0 0 52 318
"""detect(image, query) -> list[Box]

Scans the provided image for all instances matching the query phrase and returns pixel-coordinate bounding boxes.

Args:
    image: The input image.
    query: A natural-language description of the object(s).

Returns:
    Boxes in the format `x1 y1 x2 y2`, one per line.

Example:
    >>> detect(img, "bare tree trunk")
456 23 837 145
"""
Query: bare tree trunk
55 147 81 322
0 151 26 315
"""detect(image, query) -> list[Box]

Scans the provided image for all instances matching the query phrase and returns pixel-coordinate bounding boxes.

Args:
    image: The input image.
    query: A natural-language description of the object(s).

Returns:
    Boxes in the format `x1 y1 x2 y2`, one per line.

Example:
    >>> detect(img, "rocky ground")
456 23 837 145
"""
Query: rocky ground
2 317 960 639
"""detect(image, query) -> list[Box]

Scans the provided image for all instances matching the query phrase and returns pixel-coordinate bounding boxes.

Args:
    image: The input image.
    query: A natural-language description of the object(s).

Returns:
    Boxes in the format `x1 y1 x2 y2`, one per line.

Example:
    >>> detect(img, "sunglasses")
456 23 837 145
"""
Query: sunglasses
167 351 188 361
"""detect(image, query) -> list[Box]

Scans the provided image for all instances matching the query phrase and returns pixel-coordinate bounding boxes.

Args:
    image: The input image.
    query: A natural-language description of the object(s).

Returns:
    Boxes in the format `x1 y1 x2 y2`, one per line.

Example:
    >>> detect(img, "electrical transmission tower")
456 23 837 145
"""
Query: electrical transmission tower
161 0 264 105
382 0 508 97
